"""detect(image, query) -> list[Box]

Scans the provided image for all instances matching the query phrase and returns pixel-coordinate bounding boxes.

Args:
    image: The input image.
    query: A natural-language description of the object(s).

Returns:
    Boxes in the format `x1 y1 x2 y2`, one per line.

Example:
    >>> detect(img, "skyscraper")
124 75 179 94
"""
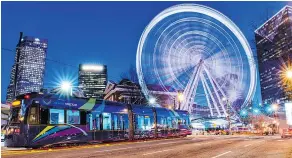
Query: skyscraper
255 5 292 104
6 33 48 102
78 64 107 99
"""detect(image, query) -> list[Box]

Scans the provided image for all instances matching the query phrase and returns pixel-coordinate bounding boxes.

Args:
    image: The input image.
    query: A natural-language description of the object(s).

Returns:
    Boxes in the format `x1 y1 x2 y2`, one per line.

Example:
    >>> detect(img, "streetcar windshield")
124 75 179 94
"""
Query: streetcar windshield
10 107 21 123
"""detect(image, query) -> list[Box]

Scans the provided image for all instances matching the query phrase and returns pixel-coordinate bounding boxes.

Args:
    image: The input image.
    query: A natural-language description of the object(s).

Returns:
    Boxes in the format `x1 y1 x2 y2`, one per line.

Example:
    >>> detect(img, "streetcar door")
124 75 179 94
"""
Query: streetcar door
88 113 95 140
26 103 40 145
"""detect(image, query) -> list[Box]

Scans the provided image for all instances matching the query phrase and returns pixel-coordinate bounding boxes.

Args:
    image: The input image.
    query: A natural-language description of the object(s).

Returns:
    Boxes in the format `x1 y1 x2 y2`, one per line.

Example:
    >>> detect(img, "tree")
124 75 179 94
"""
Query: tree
120 64 139 84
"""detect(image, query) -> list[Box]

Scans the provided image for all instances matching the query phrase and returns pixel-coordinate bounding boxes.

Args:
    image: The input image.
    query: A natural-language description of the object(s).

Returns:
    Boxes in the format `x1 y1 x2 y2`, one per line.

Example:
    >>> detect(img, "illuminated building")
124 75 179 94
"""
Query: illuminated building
6 32 48 102
104 79 145 104
78 64 107 99
255 5 292 104
104 79 178 108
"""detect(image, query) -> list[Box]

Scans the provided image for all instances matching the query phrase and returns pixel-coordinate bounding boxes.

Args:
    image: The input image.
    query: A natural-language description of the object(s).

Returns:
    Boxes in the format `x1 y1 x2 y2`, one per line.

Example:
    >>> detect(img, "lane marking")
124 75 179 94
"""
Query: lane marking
244 144 252 147
277 140 284 142
143 149 174 156
211 151 232 158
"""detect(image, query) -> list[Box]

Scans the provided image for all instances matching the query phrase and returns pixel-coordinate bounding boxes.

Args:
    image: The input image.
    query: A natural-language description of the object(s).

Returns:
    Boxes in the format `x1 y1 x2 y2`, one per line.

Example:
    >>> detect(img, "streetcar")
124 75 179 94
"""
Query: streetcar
4 92 191 148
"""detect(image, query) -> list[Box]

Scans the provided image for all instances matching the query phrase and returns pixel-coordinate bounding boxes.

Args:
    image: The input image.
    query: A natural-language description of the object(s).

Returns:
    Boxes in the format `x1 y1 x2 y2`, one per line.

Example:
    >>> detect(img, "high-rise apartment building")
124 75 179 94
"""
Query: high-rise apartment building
6 32 48 102
78 64 107 99
255 5 292 104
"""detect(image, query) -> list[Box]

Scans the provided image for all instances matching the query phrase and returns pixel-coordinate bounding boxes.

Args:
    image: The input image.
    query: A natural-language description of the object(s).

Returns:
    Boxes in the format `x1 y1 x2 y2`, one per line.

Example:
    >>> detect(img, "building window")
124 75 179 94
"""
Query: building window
67 110 80 124
49 109 64 124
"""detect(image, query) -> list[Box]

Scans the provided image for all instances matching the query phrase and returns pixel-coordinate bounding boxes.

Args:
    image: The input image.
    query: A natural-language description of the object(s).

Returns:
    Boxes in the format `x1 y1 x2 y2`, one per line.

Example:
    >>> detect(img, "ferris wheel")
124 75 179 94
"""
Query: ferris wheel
136 4 257 117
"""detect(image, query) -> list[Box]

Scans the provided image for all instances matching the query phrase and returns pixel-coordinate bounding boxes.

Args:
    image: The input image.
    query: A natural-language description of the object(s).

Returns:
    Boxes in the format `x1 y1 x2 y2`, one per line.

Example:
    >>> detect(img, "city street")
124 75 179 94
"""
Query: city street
2 135 292 158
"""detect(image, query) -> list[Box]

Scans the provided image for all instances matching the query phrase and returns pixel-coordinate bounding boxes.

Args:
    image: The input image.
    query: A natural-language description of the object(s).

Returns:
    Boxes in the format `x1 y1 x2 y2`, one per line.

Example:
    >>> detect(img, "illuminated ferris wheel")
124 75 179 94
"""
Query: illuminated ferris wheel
136 4 257 117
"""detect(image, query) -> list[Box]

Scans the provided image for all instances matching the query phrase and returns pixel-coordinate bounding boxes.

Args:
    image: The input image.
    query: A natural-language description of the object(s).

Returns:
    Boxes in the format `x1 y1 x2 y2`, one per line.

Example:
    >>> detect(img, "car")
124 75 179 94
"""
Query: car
179 125 192 136
281 128 292 138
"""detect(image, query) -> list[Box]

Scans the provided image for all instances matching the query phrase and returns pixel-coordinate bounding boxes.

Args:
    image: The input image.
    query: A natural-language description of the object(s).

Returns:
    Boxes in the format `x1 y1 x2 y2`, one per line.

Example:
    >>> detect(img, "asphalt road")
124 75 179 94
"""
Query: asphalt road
2 135 292 158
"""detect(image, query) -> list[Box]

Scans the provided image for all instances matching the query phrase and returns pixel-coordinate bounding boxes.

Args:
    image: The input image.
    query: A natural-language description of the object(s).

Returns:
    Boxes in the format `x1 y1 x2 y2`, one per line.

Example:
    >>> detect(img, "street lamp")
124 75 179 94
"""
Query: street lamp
286 69 292 80
281 64 292 100
271 103 278 111
60 81 73 96
177 91 184 110
267 107 272 113
222 97 227 102
149 97 156 105
240 110 247 116
253 109 259 114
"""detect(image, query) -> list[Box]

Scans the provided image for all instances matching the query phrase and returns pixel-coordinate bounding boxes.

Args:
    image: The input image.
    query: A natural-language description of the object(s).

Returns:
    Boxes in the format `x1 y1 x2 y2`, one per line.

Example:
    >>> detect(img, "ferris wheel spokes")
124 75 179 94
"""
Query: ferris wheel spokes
200 71 223 117
180 59 232 117
203 65 242 119
182 59 204 110
200 73 215 117
203 65 228 116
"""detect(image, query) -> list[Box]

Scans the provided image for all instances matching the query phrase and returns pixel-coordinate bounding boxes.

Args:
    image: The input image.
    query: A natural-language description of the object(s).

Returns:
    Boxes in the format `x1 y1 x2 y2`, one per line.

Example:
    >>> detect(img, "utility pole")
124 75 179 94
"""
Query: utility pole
173 97 176 109
227 99 232 135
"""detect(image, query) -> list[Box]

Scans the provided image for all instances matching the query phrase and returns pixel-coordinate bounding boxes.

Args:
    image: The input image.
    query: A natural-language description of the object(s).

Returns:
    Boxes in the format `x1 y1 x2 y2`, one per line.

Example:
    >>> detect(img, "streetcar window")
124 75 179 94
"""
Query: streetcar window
80 111 86 125
10 107 20 123
172 119 178 129
102 113 111 130
88 114 93 130
28 107 38 124
66 110 80 124
167 117 172 128
144 116 151 130
137 115 144 130
40 108 49 124
96 114 101 130
183 119 186 125
49 109 64 124
160 117 167 127
121 115 128 130
113 115 118 130
118 115 123 130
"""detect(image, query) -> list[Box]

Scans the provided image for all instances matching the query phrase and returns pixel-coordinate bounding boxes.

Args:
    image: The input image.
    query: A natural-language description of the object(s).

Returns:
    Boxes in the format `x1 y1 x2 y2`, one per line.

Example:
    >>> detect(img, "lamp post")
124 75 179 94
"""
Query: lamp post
222 97 231 134
173 97 176 110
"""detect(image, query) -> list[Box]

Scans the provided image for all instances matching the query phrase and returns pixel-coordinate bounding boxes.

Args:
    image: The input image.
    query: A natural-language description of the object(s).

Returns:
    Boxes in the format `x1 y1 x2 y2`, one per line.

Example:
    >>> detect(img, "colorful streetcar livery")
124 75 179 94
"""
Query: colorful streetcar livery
5 93 191 148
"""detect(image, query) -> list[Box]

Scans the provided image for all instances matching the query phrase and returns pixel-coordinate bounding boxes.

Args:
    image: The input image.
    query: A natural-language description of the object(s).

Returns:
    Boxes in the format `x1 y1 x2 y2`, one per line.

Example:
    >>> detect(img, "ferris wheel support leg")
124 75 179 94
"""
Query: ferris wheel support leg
201 73 221 117
201 74 214 117
183 60 204 111
203 65 242 122
203 64 228 117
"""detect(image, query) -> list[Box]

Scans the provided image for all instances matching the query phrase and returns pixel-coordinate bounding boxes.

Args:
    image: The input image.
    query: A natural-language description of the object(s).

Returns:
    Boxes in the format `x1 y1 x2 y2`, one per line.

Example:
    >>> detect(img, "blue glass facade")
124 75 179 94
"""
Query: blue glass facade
255 6 292 104
6 35 48 102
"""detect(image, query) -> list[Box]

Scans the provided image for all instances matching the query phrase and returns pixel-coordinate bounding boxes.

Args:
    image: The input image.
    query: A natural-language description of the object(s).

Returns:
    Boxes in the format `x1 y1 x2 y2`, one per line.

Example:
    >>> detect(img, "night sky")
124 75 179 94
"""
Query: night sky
1 1 290 102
